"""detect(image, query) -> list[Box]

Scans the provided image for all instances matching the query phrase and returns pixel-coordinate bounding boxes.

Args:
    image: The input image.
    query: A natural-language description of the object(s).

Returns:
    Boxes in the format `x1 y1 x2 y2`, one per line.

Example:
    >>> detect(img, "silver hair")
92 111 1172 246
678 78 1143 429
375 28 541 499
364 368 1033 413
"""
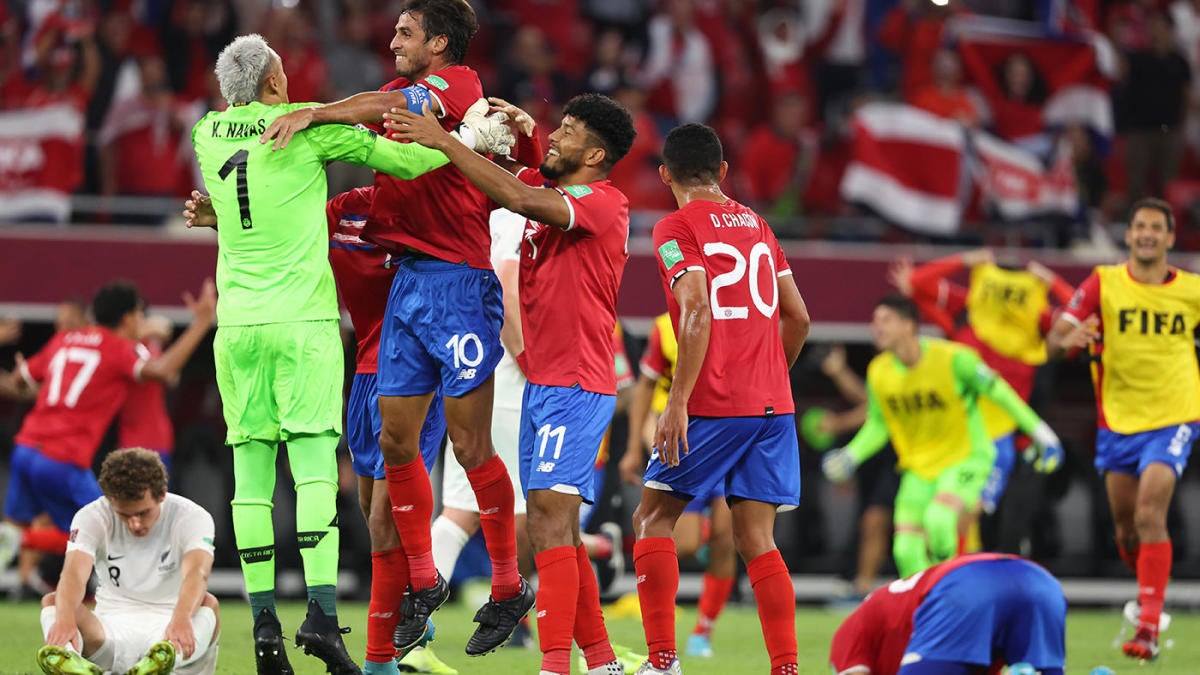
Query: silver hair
214 34 276 105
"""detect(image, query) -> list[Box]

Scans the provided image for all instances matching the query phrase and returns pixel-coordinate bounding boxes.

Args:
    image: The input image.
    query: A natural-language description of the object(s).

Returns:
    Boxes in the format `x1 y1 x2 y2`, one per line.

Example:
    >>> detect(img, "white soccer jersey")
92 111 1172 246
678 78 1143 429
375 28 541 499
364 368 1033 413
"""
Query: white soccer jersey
490 208 529 409
67 493 215 612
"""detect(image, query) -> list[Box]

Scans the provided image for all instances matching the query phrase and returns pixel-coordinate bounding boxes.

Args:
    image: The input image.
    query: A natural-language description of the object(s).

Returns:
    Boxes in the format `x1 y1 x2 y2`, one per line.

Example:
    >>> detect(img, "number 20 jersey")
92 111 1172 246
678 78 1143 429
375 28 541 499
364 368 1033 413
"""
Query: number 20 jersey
652 199 794 417
16 327 147 468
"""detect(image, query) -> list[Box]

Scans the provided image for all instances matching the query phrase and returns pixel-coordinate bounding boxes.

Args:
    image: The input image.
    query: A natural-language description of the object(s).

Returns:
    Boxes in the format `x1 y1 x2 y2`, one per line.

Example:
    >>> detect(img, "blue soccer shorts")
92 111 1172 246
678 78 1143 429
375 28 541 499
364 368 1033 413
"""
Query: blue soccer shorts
1095 423 1197 478
519 383 615 504
4 445 102 530
905 558 1066 670
683 483 726 514
578 465 608 529
980 433 1016 514
378 257 504 399
643 414 800 511
347 373 445 479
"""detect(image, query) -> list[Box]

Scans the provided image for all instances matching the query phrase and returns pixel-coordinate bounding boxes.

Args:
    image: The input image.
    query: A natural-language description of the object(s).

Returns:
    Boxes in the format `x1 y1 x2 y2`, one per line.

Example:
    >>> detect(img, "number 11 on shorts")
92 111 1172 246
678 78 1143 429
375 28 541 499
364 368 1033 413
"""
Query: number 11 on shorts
535 424 566 473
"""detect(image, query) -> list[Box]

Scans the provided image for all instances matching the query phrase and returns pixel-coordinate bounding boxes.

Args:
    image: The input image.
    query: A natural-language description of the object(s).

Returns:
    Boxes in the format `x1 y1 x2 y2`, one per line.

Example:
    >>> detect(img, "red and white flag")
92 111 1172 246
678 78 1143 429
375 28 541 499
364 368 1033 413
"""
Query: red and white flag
840 103 965 236
973 133 1078 220
0 104 84 223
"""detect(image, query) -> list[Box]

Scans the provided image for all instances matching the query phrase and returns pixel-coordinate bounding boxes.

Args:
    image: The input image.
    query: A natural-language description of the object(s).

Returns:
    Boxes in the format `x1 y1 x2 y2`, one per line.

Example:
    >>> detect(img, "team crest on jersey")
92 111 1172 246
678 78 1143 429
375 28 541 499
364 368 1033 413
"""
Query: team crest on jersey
425 75 449 91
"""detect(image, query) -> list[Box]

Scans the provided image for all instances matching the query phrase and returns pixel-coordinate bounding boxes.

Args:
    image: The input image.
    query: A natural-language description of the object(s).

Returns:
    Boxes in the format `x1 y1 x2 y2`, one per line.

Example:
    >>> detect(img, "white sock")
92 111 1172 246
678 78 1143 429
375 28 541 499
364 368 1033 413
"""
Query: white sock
39 606 56 642
430 516 471 580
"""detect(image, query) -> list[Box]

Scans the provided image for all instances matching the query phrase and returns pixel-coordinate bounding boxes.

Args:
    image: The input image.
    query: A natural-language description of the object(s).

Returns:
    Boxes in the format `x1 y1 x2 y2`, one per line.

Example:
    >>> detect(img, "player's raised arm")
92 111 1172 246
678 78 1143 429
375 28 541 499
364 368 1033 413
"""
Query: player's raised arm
138 280 217 384
823 386 889 483
655 270 710 468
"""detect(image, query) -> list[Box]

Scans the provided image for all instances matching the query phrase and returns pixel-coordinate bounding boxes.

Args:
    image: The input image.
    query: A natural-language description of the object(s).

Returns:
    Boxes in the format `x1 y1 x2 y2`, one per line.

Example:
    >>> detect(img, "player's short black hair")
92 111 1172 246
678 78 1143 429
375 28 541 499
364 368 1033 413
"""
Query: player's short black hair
563 93 636 170
877 294 919 323
663 123 723 186
403 0 478 64
92 281 143 329
1129 197 1175 232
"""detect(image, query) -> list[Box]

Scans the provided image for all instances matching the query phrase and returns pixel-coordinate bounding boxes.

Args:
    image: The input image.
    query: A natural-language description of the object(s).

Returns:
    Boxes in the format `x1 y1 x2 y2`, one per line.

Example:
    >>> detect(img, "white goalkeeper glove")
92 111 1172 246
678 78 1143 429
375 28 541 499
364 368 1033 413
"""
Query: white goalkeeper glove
821 448 858 484
451 97 515 155
1024 421 1064 474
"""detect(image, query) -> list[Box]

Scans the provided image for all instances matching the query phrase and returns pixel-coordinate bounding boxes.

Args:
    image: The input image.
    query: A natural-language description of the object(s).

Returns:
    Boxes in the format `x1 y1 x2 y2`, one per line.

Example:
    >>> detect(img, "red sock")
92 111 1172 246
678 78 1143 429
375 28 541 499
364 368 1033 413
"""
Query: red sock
694 572 735 637
575 545 615 668
747 550 797 671
21 527 68 554
535 546 578 674
466 456 521 600
1118 539 1140 575
1137 540 1172 636
366 547 409 663
634 537 678 669
385 458 437 589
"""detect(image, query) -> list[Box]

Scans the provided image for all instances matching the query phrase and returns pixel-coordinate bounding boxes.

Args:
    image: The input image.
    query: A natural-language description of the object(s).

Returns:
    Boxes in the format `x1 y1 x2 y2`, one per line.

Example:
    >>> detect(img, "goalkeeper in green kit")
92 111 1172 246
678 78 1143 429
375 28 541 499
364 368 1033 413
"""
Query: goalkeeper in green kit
191 34 513 675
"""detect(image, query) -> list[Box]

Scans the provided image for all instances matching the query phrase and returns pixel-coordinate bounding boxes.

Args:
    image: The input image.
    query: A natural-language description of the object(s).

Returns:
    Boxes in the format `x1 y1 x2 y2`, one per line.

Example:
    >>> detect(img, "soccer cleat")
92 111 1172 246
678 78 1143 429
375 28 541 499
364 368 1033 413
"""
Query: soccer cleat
1122 600 1172 632
596 522 625 594
464 576 536 656
685 633 713 658
394 574 450 651
395 618 436 662
254 608 295 675
397 645 458 674
294 600 362 675
124 640 175 675
1122 626 1160 661
36 645 102 675
634 659 682 675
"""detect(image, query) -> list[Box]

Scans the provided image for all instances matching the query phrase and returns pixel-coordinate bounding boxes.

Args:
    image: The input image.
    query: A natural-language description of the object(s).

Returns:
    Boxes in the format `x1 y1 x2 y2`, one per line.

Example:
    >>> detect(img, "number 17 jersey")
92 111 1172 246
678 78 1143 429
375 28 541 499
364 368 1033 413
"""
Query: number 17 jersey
652 199 794 418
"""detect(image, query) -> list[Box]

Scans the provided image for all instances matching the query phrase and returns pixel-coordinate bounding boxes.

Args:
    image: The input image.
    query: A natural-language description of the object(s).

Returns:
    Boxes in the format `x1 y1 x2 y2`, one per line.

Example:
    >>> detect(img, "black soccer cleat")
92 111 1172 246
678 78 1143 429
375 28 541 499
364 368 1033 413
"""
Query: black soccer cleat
392 573 451 651
465 577 536 656
253 608 295 675
294 600 362 675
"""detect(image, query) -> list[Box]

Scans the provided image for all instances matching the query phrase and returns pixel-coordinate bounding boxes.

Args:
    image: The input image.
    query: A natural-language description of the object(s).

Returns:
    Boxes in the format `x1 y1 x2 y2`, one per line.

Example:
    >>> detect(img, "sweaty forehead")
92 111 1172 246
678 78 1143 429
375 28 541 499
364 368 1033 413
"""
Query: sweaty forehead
397 11 423 33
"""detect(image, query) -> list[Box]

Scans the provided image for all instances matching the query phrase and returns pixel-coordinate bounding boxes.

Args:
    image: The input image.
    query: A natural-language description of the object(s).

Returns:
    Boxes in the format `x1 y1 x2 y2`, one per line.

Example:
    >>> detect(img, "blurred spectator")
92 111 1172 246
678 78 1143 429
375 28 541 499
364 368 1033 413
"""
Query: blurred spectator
261 6 330 103
583 29 637 96
877 0 957 98
810 0 867 124
0 4 25 107
605 82 673 213
96 55 189 214
1065 123 1108 215
910 47 981 126
757 3 845 111
1121 10 1191 200
987 52 1046 143
736 90 819 218
640 0 717 125
1170 0 1200 154
323 6 387 101
162 0 237 101
496 25 573 115
581 0 651 50
497 0 592 77
1107 0 1160 53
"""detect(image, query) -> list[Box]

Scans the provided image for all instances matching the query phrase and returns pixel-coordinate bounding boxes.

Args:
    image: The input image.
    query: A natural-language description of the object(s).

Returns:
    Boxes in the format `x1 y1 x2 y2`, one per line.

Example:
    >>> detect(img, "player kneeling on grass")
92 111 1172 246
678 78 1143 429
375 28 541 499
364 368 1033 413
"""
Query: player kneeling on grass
38 448 220 675
830 553 1066 675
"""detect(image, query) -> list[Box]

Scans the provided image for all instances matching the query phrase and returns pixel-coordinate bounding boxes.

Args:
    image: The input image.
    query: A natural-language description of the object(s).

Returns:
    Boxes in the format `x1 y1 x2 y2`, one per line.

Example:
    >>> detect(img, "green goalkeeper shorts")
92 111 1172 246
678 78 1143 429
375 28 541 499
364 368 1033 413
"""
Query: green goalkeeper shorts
894 450 993 527
214 320 344 445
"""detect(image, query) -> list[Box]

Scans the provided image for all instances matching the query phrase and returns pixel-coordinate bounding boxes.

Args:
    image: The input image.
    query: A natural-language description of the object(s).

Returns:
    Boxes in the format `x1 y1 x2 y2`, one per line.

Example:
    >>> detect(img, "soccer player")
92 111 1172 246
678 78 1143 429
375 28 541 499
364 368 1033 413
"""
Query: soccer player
627 123 810 675
822 296 1064 578
829 553 1067 675
117 315 179 473
619 313 738 659
387 92 638 675
1045 197 1200 661
191 33 498 674
259 1 534 652
1 280 215 538
36 448 221 675
890 250 1075 529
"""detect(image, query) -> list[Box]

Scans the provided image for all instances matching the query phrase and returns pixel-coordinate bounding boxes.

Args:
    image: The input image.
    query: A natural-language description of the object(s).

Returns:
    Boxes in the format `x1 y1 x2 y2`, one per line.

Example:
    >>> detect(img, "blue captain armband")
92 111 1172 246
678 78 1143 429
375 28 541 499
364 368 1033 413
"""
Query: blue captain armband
399 85 433 113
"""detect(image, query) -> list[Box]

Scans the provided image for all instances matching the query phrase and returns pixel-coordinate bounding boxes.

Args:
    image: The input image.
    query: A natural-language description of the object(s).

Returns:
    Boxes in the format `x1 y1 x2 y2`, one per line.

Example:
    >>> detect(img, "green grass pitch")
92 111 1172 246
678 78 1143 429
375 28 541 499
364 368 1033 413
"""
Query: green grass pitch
0 599 1193 674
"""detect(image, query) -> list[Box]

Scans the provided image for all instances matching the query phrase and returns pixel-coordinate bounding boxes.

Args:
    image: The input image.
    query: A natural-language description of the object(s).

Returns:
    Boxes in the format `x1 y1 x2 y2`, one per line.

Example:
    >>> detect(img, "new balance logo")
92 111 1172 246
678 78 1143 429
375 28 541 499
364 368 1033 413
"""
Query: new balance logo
537 610 547 618
636 575 646 584
457 368 477 381
536 461 555 472
481 507 500 515
393 505 415 512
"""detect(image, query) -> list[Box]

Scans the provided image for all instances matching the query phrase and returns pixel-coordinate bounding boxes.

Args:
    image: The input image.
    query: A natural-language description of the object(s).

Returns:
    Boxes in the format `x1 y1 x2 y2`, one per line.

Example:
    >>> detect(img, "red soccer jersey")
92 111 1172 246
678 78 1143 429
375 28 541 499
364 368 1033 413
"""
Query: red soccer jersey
328 187 395 373
830 553 1014 675
652 199 795 417
363 66 493 269
116 340 174 451
514 168 630 395
16 327 147 468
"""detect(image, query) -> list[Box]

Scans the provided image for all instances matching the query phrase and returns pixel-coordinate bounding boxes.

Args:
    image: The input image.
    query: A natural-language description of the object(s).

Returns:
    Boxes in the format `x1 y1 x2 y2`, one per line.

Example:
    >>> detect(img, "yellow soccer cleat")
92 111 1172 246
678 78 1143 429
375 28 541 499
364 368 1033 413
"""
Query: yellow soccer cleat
398 645 458 674
125 640 176 675
36 645 103 675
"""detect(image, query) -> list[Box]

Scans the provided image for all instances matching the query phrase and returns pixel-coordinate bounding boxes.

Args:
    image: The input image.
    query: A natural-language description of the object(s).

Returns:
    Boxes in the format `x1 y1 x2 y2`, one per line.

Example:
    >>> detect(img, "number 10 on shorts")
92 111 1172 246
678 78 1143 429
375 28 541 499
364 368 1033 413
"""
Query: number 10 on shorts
536 424 566 472
446 332 484 381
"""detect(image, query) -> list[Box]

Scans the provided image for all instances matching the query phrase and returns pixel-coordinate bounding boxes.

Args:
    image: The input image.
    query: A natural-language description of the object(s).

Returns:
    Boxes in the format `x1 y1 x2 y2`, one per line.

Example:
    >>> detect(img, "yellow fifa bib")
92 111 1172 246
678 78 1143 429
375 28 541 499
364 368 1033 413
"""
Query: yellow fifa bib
651 313 678 414
966 263 1051 366
867 339 975 480
1094 265 1200 434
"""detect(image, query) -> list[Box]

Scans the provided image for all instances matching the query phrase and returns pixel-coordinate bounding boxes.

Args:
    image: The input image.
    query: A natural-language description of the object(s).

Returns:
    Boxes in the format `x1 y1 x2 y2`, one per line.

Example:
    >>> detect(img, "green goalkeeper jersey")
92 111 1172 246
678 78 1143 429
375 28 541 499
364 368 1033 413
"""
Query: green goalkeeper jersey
192 101 449 326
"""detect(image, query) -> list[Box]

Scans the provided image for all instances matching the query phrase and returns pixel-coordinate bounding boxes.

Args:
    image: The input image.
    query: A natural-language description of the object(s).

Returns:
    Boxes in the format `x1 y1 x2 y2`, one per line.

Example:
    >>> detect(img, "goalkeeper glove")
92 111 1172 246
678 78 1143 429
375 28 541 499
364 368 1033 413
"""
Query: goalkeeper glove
821 448 857 484
452 97 515 155
1024 421 1064 474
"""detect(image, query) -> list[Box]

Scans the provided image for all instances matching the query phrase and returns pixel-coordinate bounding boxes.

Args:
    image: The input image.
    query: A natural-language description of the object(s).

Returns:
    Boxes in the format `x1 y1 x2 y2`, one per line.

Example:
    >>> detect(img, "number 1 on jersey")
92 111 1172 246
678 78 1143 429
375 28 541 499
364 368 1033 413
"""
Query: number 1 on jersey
219 149 253 229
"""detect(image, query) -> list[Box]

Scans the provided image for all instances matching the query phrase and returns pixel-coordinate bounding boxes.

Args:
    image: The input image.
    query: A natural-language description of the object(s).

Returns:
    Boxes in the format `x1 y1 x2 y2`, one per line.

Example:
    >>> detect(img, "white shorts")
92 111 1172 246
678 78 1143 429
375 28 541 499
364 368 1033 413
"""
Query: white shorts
94 605 217 673
443 402 526 515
